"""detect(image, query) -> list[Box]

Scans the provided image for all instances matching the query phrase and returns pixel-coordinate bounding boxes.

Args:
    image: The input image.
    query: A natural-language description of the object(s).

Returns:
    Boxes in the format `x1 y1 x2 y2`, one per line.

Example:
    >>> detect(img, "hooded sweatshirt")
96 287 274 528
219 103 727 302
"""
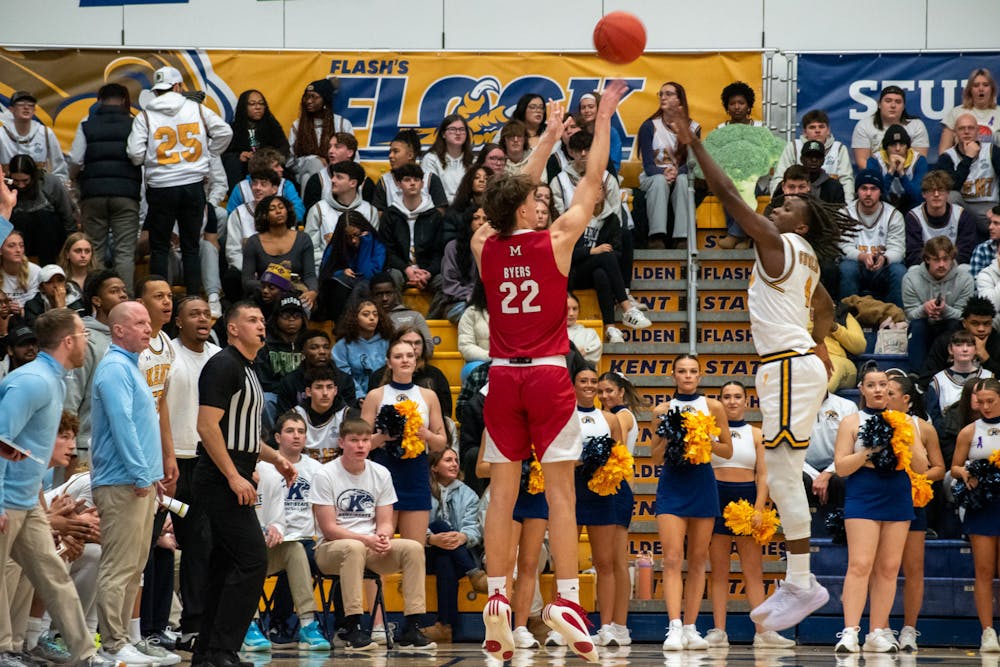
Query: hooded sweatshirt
382 193 444 276
63 315 113 453
305 194 379 269
127 91 232 188
901 262 975 322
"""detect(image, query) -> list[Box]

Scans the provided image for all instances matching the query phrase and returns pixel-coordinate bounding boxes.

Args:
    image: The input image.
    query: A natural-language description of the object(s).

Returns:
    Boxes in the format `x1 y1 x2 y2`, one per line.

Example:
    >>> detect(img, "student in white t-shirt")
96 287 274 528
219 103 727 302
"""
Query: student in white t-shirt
246 411 329 651
311 418 435 650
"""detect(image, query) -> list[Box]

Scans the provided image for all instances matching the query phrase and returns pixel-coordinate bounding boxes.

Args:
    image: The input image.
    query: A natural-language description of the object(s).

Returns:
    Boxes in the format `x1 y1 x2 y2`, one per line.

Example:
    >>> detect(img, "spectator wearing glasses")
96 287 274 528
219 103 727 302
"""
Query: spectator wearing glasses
421 115 474 205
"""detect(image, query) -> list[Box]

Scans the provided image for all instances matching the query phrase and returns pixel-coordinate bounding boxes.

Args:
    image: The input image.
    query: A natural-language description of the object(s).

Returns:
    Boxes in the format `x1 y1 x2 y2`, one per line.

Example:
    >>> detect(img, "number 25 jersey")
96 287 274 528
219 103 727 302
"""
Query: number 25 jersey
482 229 569 359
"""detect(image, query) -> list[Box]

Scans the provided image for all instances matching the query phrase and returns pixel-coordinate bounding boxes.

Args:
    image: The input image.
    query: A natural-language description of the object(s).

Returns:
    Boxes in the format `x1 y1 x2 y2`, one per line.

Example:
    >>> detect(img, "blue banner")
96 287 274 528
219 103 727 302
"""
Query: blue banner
796 52 1000 161
81 0 187 5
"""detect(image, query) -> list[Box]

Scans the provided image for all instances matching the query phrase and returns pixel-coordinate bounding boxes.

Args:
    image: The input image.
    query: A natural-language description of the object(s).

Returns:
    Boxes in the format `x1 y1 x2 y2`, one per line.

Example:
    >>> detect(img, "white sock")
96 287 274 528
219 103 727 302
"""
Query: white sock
299 612 313 624
487 577 507 597
786 552 811 588
25 617 43 650
129 618 142 644
613 623 628 634
556 579 580 604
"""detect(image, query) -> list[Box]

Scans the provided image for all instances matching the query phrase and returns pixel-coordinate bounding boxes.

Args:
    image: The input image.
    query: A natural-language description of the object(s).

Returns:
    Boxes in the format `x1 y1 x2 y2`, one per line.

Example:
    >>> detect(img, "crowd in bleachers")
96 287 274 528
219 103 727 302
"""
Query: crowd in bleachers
2 61 1000 662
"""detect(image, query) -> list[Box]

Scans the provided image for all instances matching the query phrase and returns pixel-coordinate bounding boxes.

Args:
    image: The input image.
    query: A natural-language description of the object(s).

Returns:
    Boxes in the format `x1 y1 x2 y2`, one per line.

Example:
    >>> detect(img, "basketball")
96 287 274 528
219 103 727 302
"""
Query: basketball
593 12 646 65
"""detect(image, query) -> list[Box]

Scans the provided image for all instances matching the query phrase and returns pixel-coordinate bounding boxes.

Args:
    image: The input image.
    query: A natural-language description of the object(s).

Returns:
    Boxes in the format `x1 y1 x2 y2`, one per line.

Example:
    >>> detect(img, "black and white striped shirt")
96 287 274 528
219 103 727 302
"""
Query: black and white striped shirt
199 346 263 455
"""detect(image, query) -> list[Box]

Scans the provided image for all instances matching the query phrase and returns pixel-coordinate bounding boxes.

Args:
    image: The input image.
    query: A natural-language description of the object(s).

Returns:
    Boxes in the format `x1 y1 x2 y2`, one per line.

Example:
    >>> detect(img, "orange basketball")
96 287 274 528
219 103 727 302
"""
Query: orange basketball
593 12 646 65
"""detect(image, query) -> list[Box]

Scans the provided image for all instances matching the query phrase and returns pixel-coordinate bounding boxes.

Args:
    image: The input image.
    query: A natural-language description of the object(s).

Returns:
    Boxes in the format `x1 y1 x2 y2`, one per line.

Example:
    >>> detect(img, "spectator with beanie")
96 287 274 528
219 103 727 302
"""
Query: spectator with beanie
127 66 232 296
839 170 907 307
69 83 142 291
904 170 978 266
254 295 307 426
253 263 293 321
288 79 352 192
865 124 928 214
903 236 974 368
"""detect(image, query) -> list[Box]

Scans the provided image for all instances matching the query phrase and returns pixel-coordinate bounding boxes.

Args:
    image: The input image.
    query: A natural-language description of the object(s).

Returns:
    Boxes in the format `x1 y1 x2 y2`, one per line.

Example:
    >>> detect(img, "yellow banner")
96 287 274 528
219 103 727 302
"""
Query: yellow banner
1 49 761 185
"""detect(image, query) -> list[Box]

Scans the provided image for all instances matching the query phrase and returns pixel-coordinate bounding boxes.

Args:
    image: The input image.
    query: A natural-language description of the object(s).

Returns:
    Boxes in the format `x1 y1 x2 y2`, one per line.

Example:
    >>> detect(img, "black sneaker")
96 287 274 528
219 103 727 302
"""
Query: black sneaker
396 626 437 650
206 650 252 667
342 627 377 652
173 633 198 653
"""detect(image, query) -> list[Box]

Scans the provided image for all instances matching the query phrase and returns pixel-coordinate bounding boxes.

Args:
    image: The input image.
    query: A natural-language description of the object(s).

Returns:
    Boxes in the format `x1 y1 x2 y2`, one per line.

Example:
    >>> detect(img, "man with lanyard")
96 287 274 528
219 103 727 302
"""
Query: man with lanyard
194 302 296 667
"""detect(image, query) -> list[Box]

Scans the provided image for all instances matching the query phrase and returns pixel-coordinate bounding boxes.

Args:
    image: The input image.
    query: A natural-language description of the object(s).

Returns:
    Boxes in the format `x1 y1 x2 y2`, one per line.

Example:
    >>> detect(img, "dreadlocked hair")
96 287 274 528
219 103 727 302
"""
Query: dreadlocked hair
793 194 859 264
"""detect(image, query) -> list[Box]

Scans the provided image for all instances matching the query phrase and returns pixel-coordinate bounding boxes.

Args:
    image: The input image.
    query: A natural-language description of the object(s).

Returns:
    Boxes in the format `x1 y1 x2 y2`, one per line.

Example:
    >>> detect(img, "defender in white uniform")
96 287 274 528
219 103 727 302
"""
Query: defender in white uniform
670 103 858 633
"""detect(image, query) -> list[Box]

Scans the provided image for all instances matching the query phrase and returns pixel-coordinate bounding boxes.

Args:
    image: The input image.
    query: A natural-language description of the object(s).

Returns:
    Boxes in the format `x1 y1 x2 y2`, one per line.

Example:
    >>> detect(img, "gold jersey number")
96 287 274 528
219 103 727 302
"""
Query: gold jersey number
153 123 203 165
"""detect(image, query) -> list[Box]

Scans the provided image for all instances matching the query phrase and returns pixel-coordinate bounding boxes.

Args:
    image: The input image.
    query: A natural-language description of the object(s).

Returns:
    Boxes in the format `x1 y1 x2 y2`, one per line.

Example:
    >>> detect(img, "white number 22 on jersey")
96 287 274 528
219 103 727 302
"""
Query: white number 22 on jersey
499 280 541 314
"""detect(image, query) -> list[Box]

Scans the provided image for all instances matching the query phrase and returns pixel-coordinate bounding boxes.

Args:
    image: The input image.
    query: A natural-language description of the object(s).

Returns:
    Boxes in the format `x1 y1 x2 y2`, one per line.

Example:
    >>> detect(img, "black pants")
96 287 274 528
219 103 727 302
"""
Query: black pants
571 252 628 325
427 519 479 626
140 512 174 637
146 182 206 294
172 457 212 634
11 208 66 266
194 454 267 654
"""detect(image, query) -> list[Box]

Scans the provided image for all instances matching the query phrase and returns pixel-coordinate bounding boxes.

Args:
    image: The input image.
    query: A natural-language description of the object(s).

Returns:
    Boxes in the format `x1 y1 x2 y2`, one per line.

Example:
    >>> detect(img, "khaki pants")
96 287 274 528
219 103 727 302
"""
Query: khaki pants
94 486 157 652
0 507 94 660
265 542 315 622
315 538 425 617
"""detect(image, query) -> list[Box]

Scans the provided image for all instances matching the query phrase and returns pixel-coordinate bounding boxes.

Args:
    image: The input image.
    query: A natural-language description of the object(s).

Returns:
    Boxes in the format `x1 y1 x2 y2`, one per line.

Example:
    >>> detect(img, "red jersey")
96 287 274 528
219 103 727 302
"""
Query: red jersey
481 229 569 359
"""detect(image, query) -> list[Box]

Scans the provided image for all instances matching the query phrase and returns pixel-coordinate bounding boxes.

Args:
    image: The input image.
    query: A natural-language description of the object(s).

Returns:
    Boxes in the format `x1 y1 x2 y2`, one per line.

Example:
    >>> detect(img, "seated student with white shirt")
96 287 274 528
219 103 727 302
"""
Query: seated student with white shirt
244 411 330 652
225 148 305 222
294 365 354 464
311 418 436 651
803 392 858 516
770 109 854 200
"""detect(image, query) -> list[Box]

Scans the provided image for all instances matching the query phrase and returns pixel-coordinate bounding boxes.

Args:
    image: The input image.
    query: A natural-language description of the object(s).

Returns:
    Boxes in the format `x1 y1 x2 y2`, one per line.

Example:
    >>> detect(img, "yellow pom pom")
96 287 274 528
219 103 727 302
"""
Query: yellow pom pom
989 449 1000 468
883 409 914 471
681 412 720 465
394 399 425 459
909 471 934 508
587 443 635 496
723 499 780 545
528 458 545 494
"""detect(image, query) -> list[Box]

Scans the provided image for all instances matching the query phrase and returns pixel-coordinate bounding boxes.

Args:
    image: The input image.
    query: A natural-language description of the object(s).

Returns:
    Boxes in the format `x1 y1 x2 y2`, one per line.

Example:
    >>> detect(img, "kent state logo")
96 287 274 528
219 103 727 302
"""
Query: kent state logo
337 489 376 516
286 477 311 501
328 65 644 161
581 415 596 424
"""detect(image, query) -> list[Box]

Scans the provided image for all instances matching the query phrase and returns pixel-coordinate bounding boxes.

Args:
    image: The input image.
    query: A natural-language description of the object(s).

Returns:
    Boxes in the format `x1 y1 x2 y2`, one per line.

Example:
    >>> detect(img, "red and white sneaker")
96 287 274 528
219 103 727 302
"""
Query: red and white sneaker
542 597 597 663
482 591 515 661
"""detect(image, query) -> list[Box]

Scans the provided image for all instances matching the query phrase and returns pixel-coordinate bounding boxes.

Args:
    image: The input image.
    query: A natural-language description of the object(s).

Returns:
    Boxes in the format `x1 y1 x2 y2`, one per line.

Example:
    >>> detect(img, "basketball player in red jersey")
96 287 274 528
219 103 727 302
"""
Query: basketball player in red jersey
472 80 628 663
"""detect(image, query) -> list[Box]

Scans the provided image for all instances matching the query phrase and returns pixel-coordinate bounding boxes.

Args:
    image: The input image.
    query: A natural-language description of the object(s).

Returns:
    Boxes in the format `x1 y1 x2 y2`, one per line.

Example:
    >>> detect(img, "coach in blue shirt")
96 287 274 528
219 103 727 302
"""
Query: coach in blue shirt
90 301 164 665
0 308 108 667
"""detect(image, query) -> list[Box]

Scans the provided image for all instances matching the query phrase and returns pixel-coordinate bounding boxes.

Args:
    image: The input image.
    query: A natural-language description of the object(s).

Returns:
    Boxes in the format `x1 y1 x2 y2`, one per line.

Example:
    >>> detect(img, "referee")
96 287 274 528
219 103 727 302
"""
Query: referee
194 301 296 667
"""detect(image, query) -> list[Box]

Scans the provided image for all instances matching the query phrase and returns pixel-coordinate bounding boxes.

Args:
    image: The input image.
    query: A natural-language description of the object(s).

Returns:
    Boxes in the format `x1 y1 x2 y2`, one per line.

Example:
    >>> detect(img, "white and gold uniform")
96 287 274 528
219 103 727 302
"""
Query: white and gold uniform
748 232 827 541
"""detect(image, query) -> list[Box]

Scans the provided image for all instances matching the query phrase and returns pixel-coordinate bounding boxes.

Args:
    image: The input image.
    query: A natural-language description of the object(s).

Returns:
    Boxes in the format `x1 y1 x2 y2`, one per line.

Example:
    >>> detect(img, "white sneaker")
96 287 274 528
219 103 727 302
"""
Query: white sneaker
750 574 830 631
704 628 729 647
208 294 222 319
835 627 861 654
482 592 515 661
683 625 708 650
863 628 899 653
99 644 156 666
135 637 181 665
605 326 625 343
592 625 616 647
898 625 919 651
753 630 796 648
611 624 632 646
621 307 652 329
662 620 685 652
982 627 1000 653
370 623 395 646
544 630 566 647
512 626 539 649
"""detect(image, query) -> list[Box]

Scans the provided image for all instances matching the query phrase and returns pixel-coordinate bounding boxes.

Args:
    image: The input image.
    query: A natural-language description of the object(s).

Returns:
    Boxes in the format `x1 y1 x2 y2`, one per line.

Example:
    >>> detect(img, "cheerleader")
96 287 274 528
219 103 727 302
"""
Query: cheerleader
652 354 732 651
833 367 928 653
705 381 794 649
361 336 449 542
885 371 946 651
596 371 646 647
950 377 1000 653
573 366 625 649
